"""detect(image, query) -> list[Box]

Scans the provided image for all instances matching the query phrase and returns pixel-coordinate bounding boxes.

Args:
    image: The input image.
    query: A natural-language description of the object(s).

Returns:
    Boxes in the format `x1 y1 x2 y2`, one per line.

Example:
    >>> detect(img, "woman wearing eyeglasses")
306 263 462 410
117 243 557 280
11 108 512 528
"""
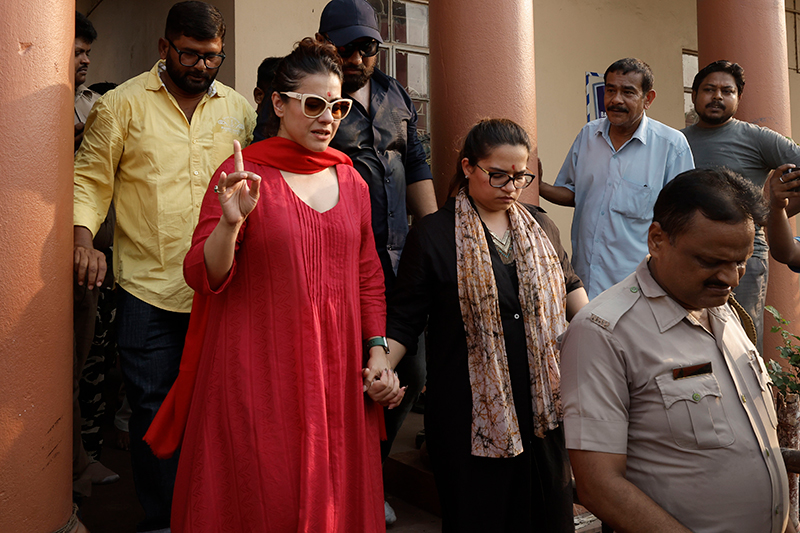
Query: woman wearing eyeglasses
146 38 401 533
381 119 589 532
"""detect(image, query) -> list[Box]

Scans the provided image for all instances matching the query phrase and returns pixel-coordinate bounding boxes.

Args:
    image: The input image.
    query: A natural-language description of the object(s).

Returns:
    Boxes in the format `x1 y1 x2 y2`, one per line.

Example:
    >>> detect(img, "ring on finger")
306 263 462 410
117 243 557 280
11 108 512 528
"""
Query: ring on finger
780 176 786 184
214 184 223 193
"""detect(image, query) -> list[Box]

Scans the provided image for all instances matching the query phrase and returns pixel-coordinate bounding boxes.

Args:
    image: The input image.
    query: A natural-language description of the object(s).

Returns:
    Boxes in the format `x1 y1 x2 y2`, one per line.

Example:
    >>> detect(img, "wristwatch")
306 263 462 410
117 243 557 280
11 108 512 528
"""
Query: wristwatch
365 336 390 354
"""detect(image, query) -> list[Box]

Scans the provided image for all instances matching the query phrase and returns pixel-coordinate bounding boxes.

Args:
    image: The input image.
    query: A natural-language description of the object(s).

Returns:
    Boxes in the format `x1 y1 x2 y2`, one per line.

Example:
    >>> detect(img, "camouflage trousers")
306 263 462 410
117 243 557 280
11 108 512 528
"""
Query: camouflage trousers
79 283 117 459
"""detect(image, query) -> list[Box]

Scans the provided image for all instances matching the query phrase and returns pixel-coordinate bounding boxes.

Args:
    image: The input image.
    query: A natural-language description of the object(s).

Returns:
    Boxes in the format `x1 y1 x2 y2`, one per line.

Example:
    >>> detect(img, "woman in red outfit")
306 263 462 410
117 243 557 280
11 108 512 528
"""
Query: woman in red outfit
149 38 401 532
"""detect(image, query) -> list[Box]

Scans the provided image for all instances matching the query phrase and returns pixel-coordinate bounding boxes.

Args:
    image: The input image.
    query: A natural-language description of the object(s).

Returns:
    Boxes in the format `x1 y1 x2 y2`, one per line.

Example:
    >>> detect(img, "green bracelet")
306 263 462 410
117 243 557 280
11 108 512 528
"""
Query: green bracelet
365 336 390 354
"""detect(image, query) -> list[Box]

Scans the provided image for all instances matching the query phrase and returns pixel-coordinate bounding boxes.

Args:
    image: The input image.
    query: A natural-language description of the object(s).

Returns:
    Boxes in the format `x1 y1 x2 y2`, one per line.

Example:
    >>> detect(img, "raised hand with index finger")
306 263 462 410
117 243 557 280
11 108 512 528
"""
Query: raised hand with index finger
216 140 262 225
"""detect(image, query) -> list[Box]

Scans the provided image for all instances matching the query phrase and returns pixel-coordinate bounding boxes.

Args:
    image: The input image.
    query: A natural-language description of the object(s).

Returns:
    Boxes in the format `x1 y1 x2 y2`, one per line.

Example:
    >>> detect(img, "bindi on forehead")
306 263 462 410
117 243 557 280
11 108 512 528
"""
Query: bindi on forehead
327 91 331 97
512 165 516 171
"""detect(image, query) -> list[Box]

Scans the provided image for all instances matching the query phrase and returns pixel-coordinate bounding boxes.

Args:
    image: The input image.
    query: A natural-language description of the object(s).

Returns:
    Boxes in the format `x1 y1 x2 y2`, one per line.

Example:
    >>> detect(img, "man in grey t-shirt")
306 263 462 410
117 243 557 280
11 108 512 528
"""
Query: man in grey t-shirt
682 60 800 354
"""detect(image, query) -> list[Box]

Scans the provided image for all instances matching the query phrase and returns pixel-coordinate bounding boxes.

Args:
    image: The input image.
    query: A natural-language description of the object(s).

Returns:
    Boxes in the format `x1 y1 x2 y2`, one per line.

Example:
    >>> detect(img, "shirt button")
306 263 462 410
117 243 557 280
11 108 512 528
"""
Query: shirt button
741 394 747 403
692 392 701 402
388 211 394 217
630 287 638 293
600 211 605 215
192 139 197 144
193 171 199 176
385 178 390 183
514 314 520 319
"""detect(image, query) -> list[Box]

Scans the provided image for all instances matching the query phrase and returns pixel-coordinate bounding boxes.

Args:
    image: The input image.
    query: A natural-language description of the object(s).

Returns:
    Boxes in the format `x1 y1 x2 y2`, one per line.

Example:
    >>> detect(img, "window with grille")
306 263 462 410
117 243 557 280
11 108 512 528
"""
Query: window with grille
788 2 800 72
682 50 699 128
366 0 430 136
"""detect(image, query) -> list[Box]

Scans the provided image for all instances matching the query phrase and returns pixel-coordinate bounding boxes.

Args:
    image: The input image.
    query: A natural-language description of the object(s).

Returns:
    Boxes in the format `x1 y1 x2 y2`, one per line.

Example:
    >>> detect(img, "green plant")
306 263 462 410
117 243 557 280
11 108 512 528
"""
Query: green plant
765 305 800 397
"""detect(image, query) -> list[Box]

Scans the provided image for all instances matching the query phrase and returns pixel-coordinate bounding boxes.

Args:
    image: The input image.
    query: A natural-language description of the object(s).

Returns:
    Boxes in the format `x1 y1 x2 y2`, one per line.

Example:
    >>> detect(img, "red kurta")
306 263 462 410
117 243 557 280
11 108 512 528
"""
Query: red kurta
170 154 387 532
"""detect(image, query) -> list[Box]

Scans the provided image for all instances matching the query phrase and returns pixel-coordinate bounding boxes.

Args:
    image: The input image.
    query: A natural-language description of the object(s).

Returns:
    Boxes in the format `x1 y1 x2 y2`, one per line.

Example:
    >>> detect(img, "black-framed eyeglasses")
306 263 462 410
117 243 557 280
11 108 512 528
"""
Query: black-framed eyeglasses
476 165 536 189
333 38 380 59
168 40 226 69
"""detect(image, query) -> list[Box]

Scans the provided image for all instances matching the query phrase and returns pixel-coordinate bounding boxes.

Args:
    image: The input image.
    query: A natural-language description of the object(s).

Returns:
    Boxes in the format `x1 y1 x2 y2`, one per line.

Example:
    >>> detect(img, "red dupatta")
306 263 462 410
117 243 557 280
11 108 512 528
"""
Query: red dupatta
144 137 355 459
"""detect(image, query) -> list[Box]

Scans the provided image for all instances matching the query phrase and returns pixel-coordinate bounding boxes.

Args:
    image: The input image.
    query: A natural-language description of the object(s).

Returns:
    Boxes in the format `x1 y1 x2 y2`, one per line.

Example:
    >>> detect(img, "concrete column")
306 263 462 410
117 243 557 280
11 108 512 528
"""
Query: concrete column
0 3 77 533
429 0 539 205
697 0 800 359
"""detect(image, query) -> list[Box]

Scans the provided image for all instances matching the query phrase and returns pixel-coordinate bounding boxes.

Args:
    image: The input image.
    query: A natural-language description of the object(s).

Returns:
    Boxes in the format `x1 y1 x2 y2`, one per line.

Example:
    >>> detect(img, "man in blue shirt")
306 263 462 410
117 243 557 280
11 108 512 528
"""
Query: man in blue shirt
540 58 694 300
316 0 438 524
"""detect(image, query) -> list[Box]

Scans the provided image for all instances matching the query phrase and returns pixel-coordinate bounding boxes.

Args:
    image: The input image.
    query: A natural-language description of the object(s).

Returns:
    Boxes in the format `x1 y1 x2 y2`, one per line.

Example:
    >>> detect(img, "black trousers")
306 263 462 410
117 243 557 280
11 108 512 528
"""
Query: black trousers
428 426 574 533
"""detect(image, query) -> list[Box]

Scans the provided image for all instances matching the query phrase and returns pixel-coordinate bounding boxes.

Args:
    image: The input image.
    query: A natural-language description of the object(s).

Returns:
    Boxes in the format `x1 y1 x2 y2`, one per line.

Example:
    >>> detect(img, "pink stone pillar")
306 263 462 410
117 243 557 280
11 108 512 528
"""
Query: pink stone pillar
0 3 77 532
697 0 800 360
429 0 539 205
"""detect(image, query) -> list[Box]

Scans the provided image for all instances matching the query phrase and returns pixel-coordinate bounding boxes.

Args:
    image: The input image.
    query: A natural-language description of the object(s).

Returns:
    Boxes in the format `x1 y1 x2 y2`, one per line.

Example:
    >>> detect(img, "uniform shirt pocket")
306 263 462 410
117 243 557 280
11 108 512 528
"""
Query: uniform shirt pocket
655 373 735 449
609 177 656 221
747 352 779 428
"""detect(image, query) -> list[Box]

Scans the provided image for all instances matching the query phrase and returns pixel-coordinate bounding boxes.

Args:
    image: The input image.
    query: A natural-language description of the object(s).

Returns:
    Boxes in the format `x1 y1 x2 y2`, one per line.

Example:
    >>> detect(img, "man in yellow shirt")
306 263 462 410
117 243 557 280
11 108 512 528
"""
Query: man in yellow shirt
73 2 255 531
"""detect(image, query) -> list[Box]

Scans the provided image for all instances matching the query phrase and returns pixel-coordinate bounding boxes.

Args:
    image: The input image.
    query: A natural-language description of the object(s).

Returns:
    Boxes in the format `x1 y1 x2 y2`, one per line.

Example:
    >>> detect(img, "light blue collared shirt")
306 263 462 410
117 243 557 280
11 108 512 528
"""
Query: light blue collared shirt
555 114 694 299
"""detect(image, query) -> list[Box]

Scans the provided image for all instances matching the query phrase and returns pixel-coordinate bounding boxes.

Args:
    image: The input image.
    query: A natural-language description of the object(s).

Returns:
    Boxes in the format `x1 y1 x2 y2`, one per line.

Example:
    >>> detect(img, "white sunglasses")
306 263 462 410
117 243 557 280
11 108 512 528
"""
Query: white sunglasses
280 92 353 120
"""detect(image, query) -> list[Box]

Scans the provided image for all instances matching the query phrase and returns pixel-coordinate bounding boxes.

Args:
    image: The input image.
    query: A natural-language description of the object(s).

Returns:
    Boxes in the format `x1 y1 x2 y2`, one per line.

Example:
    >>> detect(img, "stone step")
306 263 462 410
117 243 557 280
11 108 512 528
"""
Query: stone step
384 449 440 517
384 447 601 532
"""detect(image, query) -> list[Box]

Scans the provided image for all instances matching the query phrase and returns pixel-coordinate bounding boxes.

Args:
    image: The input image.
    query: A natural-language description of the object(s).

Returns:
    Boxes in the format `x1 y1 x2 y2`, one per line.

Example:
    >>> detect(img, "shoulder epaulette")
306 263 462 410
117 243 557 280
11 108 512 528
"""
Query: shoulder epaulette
587 283 642 332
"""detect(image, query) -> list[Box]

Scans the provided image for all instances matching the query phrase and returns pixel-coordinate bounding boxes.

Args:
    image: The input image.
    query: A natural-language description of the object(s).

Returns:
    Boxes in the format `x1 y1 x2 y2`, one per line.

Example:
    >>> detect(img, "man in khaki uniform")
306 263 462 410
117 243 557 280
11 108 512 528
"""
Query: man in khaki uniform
561 168 795 533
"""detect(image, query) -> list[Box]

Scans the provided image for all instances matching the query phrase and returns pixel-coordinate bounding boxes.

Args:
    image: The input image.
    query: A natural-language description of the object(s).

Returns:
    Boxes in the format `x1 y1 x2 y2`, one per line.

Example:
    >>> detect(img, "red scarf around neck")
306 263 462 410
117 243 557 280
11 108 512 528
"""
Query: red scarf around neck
242 136 352 173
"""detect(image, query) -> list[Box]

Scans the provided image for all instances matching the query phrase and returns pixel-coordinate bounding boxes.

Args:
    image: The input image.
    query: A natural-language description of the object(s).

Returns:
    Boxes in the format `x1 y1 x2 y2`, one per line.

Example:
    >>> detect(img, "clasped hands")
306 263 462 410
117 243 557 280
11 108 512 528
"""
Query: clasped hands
363 349 405 409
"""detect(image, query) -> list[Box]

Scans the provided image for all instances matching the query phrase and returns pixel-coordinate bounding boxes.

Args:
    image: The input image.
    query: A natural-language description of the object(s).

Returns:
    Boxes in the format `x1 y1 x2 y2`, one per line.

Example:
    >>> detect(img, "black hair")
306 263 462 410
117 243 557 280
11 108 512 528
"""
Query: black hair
88 81 118 95
165 1 226 42
257 56 283 92
263 38 343 138
76 12 97 43
653 167 767 240
448 118 532 197
604 58 654 94
692 60 745 96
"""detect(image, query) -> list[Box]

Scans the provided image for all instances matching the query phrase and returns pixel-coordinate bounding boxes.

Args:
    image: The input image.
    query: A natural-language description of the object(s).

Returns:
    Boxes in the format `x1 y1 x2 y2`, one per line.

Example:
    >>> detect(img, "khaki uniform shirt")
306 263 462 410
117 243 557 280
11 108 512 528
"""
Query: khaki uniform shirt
74 61 256 312
74 84 100 125
561 259 789 533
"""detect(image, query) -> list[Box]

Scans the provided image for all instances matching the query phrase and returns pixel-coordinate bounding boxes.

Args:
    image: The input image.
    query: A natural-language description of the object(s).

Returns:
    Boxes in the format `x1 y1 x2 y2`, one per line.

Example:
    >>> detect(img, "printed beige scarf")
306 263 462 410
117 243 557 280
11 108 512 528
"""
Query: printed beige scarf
454 189 567 458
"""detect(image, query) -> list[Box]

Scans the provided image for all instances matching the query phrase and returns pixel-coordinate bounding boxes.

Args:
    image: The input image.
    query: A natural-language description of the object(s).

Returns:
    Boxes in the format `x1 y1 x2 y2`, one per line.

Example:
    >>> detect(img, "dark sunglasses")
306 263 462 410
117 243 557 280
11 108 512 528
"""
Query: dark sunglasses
335 39 380 58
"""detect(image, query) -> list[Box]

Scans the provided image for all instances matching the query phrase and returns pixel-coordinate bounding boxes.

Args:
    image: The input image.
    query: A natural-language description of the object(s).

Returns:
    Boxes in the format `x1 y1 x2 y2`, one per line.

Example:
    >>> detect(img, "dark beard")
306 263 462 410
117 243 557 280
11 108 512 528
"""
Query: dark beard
342 63 374 94
697 108 733 126
165 56 216 95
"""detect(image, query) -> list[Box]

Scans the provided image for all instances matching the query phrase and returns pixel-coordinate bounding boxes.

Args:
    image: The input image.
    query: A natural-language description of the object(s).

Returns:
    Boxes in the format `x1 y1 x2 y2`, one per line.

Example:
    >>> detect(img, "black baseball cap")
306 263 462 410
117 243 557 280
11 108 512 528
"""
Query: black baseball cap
319 0 383 46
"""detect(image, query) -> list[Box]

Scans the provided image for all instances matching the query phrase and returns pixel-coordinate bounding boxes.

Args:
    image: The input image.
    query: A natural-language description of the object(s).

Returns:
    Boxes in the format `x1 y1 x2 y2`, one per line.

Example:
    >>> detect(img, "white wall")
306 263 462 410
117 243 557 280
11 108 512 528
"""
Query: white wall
233 0 329 108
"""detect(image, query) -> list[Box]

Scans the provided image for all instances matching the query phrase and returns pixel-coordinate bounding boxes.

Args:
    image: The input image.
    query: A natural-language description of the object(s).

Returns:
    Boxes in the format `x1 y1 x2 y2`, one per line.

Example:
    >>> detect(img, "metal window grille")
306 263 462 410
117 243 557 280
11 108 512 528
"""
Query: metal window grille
366 0 431 135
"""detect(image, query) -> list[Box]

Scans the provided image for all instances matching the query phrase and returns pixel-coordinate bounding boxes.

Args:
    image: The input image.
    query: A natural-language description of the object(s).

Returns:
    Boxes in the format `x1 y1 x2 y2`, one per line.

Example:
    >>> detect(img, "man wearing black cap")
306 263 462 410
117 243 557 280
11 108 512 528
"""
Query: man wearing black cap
317 0 437 524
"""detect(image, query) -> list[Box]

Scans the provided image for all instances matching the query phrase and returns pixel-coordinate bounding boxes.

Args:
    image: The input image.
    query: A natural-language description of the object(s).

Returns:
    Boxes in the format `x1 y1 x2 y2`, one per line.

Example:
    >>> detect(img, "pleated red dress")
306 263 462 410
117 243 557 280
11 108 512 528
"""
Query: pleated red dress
166 139 386 533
